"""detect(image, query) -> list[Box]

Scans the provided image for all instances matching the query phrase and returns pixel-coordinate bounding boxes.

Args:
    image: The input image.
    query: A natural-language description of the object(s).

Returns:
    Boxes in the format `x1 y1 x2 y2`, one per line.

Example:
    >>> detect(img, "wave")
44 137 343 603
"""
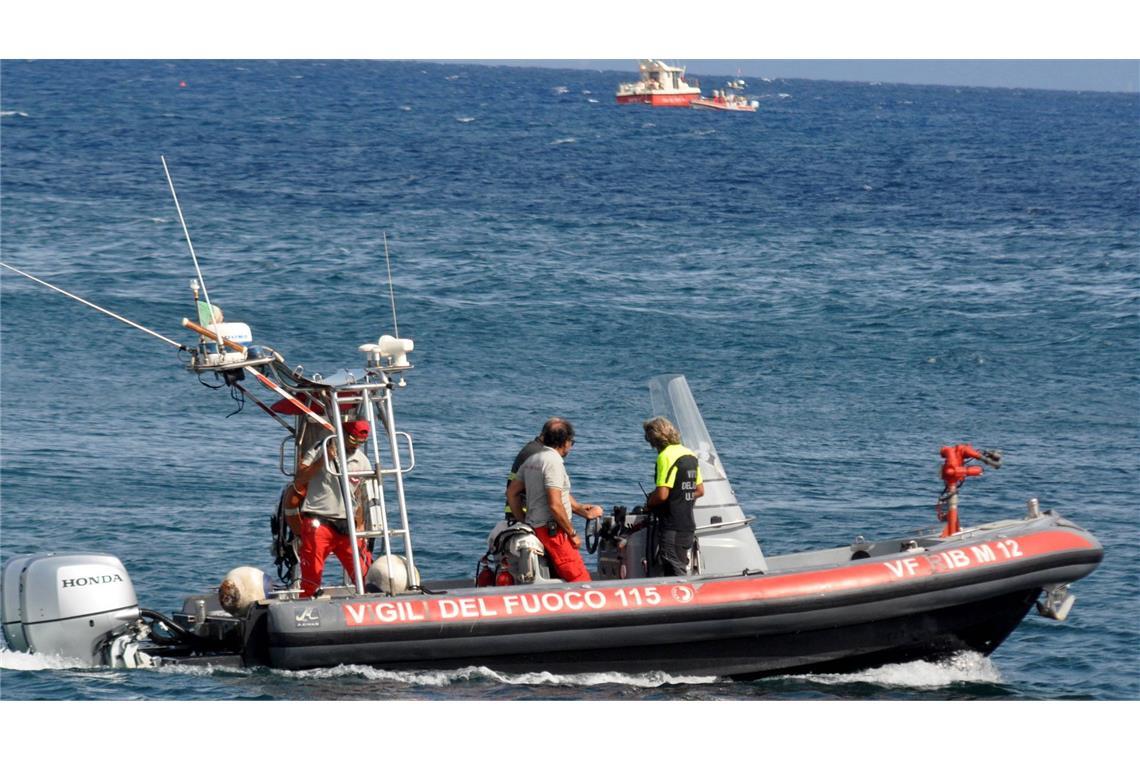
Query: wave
1 110 30 118
0 646 91 671
790 652 1003 689
269 663 719 688
2 643 996 691
1 642 716 690
551 137 577 145
456 116 476 123
153 661 248 677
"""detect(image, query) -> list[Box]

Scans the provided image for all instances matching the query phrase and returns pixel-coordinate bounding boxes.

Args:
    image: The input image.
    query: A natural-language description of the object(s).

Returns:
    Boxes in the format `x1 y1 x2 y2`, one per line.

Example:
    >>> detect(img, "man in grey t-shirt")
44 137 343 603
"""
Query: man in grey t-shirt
503 417 569 518
292 419 374 597
506 419 602 582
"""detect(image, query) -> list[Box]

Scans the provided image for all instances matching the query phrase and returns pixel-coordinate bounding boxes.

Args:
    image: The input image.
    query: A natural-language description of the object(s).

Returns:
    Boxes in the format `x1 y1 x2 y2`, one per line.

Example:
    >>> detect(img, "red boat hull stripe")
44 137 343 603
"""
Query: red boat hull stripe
615 93 699 107
341 530 1097 628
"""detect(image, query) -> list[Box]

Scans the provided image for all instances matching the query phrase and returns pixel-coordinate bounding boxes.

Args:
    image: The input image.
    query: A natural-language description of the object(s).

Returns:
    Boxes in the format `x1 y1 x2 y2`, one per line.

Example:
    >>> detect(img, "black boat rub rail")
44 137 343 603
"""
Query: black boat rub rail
326 527 1097 630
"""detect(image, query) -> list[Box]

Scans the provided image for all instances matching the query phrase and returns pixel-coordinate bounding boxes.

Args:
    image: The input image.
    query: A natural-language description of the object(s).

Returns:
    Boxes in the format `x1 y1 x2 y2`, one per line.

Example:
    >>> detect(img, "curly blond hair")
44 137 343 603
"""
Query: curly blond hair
643 416 681 450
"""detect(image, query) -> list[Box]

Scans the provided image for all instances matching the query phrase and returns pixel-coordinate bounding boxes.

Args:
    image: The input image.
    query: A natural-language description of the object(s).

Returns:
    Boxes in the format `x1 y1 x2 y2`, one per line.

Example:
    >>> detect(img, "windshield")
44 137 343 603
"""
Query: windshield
648 374 728 481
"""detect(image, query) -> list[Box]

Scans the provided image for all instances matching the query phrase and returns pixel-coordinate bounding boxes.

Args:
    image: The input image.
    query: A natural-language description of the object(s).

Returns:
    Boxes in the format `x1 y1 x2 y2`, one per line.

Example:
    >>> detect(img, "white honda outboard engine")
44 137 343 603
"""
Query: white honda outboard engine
1 553 140 665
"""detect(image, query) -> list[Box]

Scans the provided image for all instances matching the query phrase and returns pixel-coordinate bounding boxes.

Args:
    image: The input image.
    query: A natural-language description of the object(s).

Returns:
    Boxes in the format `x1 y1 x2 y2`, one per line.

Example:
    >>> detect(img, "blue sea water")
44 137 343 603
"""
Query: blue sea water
1 60 1138 703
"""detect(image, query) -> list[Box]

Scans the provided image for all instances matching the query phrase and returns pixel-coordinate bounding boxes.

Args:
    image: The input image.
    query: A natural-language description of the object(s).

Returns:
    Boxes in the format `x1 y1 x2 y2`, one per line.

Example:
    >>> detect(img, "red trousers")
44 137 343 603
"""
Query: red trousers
298 517 372 598
534 526 591 582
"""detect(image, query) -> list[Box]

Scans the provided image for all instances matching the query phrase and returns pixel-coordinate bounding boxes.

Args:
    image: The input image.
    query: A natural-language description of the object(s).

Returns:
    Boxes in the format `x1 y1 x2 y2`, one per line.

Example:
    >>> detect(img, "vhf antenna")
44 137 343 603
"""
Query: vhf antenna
381 231 410 387
0 262 184 349
161 155 224 348
383 231 399 339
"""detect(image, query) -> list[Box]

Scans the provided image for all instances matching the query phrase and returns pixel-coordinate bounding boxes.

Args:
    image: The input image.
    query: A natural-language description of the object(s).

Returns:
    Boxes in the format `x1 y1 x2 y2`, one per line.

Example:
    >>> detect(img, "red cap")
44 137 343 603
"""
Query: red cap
344 420 370 439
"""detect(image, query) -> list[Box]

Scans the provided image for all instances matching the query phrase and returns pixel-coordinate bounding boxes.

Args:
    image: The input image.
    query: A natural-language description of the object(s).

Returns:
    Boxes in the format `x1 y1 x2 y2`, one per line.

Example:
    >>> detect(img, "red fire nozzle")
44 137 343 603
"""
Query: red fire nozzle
937 444 1002 537
940 444 990 491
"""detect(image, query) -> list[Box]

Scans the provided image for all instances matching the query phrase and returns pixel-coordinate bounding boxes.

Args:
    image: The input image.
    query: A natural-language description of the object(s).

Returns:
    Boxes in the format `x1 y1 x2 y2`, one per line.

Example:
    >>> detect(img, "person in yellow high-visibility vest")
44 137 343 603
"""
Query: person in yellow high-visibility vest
643 417 704 576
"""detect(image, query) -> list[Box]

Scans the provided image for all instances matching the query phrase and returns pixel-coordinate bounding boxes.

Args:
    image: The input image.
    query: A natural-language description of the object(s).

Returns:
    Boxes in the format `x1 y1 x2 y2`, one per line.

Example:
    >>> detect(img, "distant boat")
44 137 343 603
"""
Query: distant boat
615 59 701 107
691 90 759 112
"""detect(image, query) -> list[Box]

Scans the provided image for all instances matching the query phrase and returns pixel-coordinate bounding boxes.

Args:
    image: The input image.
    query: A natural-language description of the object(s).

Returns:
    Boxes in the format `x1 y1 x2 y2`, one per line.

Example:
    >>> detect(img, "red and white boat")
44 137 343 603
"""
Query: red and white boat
691 90 759 112
615 59 702 107
0 166 1105 678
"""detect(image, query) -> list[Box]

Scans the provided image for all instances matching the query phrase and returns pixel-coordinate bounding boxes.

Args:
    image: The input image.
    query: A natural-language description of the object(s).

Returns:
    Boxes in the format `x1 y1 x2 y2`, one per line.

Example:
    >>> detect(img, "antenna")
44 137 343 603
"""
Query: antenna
161 156 213 308
161 155 225 347
0 262 184 349
382 231 399 339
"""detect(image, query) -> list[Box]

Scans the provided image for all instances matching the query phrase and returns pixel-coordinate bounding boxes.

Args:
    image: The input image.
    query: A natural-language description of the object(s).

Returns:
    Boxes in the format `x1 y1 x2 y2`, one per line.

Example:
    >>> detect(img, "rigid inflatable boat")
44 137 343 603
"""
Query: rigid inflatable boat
0 293 1102 676
0 159 1103 676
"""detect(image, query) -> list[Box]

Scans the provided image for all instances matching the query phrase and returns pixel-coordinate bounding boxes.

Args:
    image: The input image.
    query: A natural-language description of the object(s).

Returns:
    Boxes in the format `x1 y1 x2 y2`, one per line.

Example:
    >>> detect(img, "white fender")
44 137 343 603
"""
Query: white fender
217 566 268 617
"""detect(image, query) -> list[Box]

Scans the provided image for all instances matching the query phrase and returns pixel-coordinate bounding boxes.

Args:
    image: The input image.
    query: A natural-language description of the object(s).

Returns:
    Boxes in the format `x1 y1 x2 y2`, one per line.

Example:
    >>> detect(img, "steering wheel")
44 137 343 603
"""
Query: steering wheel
584 516 601 554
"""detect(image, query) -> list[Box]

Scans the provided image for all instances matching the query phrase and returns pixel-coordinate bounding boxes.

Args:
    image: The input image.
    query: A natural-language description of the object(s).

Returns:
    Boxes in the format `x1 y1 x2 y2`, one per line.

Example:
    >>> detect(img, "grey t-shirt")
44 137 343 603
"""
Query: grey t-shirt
518 446 571 527
301 445 371 519
505 437 545 513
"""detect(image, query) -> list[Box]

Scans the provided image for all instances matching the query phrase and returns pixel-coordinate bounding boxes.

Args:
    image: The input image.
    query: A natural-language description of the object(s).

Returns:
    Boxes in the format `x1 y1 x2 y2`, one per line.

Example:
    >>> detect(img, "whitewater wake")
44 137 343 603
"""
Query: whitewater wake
790 651 1003 688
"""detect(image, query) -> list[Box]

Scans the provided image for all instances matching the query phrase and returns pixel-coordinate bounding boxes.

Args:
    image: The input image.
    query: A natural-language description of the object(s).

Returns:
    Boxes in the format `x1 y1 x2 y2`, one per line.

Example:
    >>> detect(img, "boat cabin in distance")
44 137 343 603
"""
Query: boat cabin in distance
615 59 702 107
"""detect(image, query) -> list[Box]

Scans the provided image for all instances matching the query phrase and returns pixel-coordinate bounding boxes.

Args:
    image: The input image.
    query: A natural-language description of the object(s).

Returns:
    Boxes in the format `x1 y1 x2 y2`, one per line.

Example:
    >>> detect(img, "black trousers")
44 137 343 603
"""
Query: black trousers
657 529 695 576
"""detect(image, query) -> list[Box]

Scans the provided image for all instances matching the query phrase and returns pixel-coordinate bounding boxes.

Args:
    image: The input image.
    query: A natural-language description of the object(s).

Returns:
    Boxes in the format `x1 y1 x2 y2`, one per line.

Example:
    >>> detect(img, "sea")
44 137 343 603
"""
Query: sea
1 59 1137 724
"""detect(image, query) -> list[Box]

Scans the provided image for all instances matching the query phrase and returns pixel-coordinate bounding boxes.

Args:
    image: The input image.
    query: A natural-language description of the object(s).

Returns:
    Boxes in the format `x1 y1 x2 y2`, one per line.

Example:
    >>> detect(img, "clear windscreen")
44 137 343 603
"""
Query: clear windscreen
648 374 728 481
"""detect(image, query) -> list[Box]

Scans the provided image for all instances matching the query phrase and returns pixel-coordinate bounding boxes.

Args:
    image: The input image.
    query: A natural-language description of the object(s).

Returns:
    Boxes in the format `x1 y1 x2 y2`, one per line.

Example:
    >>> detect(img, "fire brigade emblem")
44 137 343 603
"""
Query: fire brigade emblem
671 586 694 603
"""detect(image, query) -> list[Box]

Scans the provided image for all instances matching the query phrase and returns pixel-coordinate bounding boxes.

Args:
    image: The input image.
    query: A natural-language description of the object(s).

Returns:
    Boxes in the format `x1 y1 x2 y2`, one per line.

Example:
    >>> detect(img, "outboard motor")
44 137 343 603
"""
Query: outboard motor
476 520 557 586
1 553 140 665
